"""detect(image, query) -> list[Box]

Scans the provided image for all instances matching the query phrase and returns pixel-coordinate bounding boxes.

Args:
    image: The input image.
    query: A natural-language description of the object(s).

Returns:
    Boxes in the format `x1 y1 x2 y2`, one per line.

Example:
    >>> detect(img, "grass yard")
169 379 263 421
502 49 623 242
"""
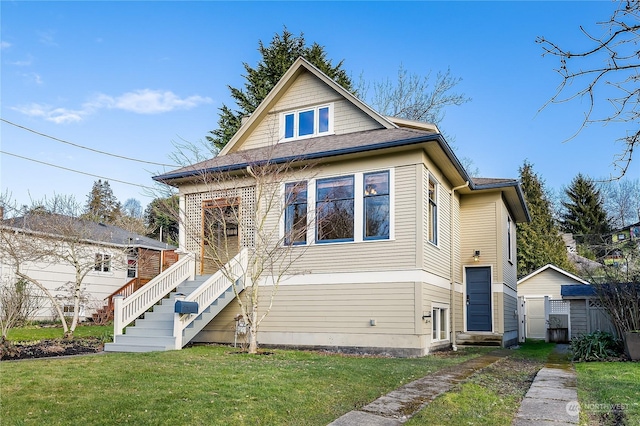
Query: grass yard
6 324 113 341
405 340 555 426
575 362 640 426
1 344 488 426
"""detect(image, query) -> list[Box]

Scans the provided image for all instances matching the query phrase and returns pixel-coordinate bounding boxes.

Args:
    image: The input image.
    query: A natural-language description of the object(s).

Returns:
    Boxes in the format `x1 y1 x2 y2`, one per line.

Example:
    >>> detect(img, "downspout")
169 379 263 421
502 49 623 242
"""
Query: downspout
450 181 469 351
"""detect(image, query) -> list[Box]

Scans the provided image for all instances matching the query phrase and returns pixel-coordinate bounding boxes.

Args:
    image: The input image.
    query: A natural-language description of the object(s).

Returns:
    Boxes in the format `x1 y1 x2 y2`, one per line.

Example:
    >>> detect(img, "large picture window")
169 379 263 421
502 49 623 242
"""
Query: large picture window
316 176 354 242
364 171 390 240
284 181 308 245
428 178 438 244
282 105 331 140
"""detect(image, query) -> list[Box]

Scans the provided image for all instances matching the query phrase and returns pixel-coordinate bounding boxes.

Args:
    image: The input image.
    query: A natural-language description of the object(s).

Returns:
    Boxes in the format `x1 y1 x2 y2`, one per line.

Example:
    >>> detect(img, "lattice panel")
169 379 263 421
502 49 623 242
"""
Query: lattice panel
549 299 570 314
184 186 256 254
588 299 603 309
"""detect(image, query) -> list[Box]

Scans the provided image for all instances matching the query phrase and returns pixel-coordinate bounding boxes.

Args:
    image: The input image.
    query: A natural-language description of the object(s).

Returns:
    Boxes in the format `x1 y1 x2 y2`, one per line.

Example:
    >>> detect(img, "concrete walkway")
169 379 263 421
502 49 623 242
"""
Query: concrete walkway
328 349 511 426
513 344 579 425
329 344 579 426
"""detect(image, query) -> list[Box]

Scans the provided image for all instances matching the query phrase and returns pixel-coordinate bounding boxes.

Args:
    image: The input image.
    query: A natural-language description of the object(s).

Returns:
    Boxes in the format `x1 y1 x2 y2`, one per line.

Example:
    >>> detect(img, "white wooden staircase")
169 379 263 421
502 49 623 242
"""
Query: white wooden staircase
104 249 248 353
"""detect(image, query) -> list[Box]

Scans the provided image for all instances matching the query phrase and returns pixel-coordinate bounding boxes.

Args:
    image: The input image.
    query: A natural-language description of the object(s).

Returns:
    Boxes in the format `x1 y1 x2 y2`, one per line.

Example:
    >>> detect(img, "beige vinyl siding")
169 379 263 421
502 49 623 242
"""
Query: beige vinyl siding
241 72 382 152
422 165 452 279
197 282 416 339
500 202 517 291
517 268 582 299
494 293 501 333
452 290 464 333
460 193 499 280
503 293 518 332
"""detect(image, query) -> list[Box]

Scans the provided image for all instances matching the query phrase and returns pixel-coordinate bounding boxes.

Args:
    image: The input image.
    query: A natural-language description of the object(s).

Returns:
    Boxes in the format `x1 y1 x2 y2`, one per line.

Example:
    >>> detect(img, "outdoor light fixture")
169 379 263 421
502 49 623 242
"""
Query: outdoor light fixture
473 250 481 262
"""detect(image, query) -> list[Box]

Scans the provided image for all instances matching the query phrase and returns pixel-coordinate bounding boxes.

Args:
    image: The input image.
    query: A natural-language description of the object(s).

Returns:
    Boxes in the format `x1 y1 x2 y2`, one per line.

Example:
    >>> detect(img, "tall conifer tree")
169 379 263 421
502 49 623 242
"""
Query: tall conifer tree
561 174 611 240
517 161 574 277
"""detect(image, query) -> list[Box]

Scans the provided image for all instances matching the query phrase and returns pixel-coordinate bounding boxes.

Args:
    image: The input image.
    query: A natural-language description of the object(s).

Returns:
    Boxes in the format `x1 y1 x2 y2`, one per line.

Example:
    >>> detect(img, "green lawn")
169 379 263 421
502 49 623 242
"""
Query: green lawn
575 362 640 425
6 324 112 341
1 344 485 426
406 340 555 426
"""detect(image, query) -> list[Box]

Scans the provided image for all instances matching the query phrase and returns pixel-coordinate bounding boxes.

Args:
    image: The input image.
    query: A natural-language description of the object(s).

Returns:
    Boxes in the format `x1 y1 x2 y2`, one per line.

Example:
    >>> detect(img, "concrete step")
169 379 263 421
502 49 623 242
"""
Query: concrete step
103 342 170 353
456 332 503 346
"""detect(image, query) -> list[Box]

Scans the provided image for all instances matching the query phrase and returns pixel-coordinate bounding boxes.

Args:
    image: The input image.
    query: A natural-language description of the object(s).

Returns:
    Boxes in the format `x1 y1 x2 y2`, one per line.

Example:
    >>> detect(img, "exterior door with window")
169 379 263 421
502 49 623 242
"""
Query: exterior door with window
202 198 240 275
466 267 492 332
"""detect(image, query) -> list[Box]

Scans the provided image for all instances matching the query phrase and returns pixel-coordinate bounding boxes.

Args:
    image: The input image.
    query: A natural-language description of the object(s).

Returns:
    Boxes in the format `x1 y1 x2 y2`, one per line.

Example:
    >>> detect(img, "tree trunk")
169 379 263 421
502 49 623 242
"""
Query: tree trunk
248 306 259 354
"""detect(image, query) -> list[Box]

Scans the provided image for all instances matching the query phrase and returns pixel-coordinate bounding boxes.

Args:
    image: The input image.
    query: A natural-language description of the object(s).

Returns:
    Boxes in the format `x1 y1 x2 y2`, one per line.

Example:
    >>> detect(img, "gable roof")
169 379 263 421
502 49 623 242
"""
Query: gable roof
517 263 589 286
219 57 397 156
154 57 530 223
2 213 174 251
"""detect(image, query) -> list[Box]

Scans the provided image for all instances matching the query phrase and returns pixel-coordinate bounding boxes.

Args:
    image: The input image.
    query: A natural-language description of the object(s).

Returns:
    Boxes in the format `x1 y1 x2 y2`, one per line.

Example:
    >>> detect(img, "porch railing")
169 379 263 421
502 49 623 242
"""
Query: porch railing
113 252 196 335
173 248 249 349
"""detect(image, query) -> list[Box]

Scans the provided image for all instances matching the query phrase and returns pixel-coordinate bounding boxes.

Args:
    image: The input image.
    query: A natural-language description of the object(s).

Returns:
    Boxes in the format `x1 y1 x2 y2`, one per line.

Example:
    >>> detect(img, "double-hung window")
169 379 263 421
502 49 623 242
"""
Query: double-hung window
316 176 354 242
284 181 308 245
95 253 111 273
364 171 390 240
428 178 438 244
282 105 332 140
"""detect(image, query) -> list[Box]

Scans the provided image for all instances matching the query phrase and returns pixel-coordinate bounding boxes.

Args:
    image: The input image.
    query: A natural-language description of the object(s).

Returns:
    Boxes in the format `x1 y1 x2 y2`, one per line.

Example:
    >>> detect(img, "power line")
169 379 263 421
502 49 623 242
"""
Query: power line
1 150 159 190
1 118 179 168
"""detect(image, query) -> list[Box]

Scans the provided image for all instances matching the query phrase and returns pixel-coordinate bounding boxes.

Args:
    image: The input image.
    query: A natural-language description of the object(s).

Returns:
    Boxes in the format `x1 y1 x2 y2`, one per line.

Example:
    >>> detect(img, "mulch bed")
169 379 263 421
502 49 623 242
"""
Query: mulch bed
1 338 104 361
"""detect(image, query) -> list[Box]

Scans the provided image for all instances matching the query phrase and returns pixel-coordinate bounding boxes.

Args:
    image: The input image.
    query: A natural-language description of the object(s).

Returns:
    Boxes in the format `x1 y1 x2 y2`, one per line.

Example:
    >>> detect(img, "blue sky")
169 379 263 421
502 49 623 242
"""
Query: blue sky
1 1 637 212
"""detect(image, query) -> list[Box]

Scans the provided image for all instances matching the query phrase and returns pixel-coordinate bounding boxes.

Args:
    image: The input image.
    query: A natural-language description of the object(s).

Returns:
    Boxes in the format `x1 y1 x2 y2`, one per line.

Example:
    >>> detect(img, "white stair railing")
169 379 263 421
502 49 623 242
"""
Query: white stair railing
173 248 249 349
114 252 196 336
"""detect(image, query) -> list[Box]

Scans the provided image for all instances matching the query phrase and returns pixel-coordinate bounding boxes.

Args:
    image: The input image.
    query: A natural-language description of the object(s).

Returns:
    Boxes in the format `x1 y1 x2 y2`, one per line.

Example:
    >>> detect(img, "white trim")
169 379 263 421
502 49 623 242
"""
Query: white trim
280 103 334 142
517 263 589 285
281 168 395 247
463 265 495 333
261 269 453 289
492 282 518 299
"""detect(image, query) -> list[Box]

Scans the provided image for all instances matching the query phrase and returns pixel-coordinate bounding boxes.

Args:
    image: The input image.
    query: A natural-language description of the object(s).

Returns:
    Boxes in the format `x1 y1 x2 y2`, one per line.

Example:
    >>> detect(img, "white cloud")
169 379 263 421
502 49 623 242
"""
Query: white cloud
1 41 11 50
11 103 86 124
12 89 213 123
21 72 43 85
109 89 212 114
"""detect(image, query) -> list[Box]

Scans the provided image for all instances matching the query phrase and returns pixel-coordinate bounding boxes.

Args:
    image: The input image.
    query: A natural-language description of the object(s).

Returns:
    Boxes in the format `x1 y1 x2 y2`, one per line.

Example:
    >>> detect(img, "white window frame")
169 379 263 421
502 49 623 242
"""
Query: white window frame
428 175 439 246
94 253 112 274
507 216 513 263
280 169 395 246
431 303 449 342
280 104 334 141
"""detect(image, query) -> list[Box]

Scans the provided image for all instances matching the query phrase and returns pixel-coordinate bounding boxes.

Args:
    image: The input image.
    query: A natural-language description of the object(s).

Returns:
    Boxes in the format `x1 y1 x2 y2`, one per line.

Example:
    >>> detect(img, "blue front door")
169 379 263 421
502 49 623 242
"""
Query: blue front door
466 267 492 331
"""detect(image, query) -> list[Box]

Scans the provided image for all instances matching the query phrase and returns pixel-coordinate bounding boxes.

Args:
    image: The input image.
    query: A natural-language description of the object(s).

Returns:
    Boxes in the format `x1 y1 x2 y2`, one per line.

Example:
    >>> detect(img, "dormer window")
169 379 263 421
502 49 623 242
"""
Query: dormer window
282 104 332 141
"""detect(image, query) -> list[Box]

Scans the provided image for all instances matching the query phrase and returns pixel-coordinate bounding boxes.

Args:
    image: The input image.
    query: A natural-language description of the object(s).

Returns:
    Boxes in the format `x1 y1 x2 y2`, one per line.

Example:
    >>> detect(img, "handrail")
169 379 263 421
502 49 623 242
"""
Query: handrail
113 252 195 335
173 248 249 349
105 278 149 311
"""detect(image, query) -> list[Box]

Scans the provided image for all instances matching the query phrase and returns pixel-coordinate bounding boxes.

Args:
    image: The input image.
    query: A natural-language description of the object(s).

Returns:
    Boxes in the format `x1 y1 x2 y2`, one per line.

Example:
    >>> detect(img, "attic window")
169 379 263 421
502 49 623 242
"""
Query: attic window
282 104 332 141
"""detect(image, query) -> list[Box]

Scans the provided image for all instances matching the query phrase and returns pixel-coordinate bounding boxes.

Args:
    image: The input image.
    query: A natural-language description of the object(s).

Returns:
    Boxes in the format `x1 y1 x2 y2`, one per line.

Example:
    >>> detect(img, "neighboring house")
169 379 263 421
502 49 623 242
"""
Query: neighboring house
0 213 176 321
517 264 588 340
108 57 530 355
604 221 640 269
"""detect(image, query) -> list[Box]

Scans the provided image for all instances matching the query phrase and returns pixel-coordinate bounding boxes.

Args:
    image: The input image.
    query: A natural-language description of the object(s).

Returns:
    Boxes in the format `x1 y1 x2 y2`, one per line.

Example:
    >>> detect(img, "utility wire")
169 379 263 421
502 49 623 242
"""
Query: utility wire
1 150 158 190
1 118 179 168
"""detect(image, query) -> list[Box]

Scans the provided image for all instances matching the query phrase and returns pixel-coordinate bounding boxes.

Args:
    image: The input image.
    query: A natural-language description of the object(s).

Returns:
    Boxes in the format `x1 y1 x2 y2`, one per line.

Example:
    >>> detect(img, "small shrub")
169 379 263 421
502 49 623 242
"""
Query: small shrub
570 331 623 362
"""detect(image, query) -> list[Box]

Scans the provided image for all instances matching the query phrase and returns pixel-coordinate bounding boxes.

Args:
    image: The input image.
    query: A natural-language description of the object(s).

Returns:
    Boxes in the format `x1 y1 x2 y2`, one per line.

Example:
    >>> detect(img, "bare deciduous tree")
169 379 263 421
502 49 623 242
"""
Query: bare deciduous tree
0 278 41 339
538 1 640 178
0 195 128 337
599 178 640 228
156 144 319 354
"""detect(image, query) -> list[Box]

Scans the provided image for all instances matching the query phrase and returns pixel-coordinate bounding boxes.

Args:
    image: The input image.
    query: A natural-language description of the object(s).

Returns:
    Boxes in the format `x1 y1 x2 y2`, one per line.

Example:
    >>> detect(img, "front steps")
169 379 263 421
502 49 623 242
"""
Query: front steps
455 332 503 347
104 274 235 353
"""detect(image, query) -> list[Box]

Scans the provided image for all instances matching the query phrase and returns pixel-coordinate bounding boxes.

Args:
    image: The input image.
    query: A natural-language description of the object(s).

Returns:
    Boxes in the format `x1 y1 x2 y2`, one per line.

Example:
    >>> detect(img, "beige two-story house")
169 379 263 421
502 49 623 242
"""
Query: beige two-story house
107 58 529 356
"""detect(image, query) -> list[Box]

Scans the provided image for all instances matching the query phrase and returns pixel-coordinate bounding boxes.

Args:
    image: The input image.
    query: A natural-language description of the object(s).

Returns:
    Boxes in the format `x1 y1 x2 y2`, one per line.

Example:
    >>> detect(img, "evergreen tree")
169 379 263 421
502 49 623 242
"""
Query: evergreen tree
144 196 179 245
207 27 353 151
517 161 574 277
561 174 611 241
82 180 121 224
